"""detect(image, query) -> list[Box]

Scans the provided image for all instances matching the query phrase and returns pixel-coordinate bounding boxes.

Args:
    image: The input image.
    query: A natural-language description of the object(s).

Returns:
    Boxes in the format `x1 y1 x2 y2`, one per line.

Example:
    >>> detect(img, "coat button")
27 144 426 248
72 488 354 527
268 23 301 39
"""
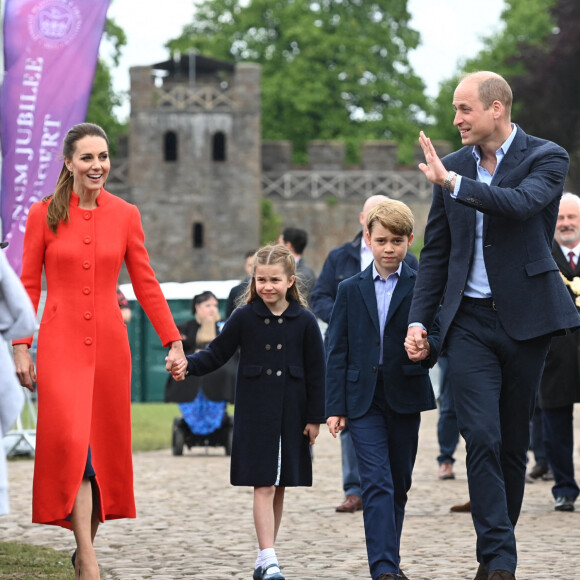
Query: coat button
276 344 282 350
264 318 270 324
276 370 282 376
277 318 283 324
84 312 93 320
83 212 92 220
372 366 377 372
266 369 272 375
265 344 271 350
84 337 93 345
82 287 91 295
83 236 92 244
82 260 91 269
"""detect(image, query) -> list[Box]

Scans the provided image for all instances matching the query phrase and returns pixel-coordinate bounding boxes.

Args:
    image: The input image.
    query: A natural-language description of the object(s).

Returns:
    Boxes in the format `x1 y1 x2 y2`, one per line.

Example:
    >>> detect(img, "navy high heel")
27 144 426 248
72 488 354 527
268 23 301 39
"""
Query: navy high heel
71 550 76 568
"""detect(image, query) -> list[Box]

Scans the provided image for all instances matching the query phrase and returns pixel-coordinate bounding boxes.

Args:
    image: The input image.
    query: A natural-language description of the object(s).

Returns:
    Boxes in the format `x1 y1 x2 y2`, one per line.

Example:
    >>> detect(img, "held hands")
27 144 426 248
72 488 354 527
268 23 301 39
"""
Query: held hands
326 416 346 438
13 344 36 391
418 131 448 187
404 326 431 361
303 423 320 446
165 341 187 381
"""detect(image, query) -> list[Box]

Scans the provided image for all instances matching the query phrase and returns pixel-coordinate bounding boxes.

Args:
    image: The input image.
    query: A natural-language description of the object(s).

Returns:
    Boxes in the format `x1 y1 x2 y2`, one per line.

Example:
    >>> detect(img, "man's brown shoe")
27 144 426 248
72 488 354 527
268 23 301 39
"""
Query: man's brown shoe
527 463 549 479
473 563 487 580
438 462 455 480
335 494 363 512
487 571 515 580
450 500 471 512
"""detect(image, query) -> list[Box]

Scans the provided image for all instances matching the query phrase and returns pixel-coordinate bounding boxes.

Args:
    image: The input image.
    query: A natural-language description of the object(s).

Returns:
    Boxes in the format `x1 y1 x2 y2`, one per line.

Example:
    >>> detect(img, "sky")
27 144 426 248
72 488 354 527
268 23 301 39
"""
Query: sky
106 0 506 119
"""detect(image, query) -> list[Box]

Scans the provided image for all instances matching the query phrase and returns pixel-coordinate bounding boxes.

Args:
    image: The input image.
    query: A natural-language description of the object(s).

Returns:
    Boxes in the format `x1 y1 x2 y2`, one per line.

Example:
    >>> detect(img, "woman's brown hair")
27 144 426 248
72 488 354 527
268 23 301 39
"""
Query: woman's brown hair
44 123 109 234
241 245 307 308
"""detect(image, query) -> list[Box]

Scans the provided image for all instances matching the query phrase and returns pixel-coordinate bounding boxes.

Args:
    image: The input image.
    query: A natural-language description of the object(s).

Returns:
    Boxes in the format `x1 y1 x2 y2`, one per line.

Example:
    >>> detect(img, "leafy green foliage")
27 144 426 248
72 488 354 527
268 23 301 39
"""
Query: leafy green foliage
260 198 283 245
429 0 557 145
86 13 128 156
167 0 429 165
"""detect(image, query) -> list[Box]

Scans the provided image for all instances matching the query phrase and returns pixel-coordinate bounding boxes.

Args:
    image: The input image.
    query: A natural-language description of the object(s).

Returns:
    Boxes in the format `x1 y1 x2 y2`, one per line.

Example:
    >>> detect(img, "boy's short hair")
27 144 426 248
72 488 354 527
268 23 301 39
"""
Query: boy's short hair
366 199 414 237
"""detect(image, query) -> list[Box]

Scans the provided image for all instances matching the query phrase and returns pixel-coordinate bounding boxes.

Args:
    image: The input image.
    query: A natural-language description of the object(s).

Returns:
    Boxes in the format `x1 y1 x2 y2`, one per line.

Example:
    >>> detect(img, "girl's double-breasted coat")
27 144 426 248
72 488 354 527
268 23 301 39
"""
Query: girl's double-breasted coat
16 190 180 528
187 298 326 486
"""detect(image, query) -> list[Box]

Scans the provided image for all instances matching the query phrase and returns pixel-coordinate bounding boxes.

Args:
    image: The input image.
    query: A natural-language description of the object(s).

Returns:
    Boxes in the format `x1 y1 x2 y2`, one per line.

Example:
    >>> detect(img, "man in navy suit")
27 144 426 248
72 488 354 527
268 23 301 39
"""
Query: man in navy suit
311 195 418 514
326 200 438 580
406 71 580 580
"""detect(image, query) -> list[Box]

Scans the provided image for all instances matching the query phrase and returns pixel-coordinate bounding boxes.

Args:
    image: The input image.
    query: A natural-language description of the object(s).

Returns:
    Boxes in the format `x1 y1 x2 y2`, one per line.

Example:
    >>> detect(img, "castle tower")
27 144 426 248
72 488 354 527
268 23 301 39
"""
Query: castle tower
127 55 262 282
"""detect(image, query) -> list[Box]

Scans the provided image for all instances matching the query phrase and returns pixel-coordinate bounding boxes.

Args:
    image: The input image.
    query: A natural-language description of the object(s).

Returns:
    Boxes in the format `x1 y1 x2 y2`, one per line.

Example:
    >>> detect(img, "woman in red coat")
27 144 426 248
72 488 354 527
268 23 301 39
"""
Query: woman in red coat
13 123 185 580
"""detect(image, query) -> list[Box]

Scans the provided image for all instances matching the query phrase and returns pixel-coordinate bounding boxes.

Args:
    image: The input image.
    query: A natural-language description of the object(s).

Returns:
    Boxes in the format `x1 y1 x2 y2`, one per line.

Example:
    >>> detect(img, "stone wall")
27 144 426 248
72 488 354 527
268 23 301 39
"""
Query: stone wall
112 59 451 283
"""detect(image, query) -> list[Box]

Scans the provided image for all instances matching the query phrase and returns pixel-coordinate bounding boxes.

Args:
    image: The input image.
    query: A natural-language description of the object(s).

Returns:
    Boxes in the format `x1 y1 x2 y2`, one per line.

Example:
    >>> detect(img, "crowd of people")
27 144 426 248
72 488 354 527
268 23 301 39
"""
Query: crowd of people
3 70 580 580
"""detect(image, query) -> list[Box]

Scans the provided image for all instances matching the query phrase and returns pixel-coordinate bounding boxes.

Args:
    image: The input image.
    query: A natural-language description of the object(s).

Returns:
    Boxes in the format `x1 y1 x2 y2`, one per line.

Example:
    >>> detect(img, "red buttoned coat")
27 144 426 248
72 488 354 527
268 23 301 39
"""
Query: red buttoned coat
16 189 180 528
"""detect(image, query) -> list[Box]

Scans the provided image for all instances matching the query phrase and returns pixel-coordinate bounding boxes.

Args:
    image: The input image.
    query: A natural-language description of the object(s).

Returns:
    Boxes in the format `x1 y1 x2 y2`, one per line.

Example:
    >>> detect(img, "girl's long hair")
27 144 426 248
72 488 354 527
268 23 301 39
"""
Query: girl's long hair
241 245 307 308
44 123 109 234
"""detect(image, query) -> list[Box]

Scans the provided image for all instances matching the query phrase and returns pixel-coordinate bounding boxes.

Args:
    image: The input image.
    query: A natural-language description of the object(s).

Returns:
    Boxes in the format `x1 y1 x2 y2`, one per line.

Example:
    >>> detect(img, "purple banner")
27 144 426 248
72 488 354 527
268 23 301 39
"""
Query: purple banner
1 0 110 273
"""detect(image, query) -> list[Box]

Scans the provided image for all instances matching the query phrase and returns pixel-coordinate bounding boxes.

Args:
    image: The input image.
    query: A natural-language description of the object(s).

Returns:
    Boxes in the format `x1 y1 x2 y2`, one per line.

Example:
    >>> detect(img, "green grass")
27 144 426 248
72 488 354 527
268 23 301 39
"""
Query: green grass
130 402 181 452
0 542 72 578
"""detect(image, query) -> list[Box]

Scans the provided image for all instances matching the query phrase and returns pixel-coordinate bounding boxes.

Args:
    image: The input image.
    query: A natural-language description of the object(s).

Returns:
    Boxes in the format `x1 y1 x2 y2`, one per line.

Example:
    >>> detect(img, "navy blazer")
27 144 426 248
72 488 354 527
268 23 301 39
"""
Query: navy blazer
311 231 419 324
325 261 438 419
409 125 580 345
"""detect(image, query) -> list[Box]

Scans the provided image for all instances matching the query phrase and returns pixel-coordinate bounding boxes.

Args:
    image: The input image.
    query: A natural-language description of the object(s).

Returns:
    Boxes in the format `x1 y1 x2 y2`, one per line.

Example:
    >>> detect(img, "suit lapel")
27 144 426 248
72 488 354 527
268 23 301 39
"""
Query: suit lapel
357 267 380 335
386 263 414 325
482 126 527 239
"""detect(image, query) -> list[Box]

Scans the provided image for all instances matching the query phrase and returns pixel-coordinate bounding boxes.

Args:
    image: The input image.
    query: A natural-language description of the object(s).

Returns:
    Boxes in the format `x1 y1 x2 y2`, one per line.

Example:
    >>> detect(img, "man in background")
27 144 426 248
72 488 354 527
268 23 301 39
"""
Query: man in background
279 227 317 299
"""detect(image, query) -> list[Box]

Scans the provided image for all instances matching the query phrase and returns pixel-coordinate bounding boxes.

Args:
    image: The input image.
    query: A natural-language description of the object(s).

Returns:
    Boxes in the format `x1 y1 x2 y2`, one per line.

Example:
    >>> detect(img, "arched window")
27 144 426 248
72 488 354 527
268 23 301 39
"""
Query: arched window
192 222 204 248
164 131 178 161
212 131 226 161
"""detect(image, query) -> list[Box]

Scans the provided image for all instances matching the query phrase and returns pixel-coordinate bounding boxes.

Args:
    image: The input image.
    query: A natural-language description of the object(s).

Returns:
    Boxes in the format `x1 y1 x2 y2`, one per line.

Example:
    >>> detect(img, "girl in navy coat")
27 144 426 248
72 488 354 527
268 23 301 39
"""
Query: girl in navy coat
171 245 325 580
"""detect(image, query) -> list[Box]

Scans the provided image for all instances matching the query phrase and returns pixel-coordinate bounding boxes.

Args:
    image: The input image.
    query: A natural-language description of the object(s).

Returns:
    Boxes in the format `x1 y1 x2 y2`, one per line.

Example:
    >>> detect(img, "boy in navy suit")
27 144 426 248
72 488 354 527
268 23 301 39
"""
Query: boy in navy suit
326 200 438 580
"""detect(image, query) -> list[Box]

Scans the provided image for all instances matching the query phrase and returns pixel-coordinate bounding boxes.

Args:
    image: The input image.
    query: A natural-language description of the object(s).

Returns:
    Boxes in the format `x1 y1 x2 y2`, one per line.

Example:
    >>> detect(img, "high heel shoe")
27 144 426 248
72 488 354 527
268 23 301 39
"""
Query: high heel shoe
71 550 76 569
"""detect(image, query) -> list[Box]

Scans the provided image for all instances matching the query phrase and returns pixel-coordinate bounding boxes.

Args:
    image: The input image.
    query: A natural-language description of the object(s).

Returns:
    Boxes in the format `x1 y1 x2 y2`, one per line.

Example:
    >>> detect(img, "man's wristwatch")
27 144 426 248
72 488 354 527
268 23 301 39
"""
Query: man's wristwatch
443 171 457 191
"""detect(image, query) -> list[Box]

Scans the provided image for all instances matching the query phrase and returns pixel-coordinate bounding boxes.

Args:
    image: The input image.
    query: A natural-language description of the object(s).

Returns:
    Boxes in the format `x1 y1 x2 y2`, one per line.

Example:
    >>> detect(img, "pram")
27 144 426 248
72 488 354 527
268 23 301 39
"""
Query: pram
166 350 237 456
171 392 233 456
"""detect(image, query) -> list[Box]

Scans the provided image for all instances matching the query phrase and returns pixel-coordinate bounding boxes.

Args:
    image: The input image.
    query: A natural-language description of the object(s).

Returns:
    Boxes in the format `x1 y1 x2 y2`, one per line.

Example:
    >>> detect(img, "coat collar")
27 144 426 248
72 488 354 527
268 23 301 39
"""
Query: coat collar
251 297 304 319
490 124 528 187
70 187 110 207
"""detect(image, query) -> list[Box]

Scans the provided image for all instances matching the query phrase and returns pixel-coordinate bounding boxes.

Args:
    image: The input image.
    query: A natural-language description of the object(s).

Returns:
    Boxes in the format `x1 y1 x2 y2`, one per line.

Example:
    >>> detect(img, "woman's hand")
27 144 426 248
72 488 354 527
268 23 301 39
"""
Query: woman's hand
165 341 187 381
13 344 36 391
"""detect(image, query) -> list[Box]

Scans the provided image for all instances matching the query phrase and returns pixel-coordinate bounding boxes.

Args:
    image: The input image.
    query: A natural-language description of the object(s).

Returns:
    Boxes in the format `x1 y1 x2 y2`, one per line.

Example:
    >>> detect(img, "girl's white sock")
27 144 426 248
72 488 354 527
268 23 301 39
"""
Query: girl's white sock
257 547 277 570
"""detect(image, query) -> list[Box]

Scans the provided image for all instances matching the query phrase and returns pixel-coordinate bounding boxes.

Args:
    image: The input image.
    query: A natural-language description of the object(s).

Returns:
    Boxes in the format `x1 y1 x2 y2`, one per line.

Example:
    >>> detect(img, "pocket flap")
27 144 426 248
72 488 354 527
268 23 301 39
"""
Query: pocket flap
288 365 304 379
525 257 559 277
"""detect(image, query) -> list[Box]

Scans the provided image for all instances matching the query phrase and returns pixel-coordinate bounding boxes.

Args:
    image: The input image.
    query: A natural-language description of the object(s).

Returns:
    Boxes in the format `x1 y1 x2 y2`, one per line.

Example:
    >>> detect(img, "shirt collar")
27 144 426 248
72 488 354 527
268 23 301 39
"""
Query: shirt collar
560 242 580 259
372 261 402 281
472 123 517 164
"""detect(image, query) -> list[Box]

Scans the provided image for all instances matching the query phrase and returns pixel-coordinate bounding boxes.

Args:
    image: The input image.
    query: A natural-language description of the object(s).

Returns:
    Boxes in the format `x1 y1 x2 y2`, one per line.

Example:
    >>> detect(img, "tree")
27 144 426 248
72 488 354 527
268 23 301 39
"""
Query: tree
429 0 556 148
508 0 580 190
86 15 128 156
167 0 428 164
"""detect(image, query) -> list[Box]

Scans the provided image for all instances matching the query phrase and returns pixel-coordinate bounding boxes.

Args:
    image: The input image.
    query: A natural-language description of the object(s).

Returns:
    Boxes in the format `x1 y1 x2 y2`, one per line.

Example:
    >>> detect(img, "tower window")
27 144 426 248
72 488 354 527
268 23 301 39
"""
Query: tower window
212 132 226 161
164 131 178 161
193 222 204 248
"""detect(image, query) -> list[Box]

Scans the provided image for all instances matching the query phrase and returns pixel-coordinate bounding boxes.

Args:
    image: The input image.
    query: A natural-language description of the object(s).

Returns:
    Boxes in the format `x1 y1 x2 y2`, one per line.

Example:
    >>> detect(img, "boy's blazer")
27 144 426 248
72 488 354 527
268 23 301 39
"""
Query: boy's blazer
325 260 438 420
